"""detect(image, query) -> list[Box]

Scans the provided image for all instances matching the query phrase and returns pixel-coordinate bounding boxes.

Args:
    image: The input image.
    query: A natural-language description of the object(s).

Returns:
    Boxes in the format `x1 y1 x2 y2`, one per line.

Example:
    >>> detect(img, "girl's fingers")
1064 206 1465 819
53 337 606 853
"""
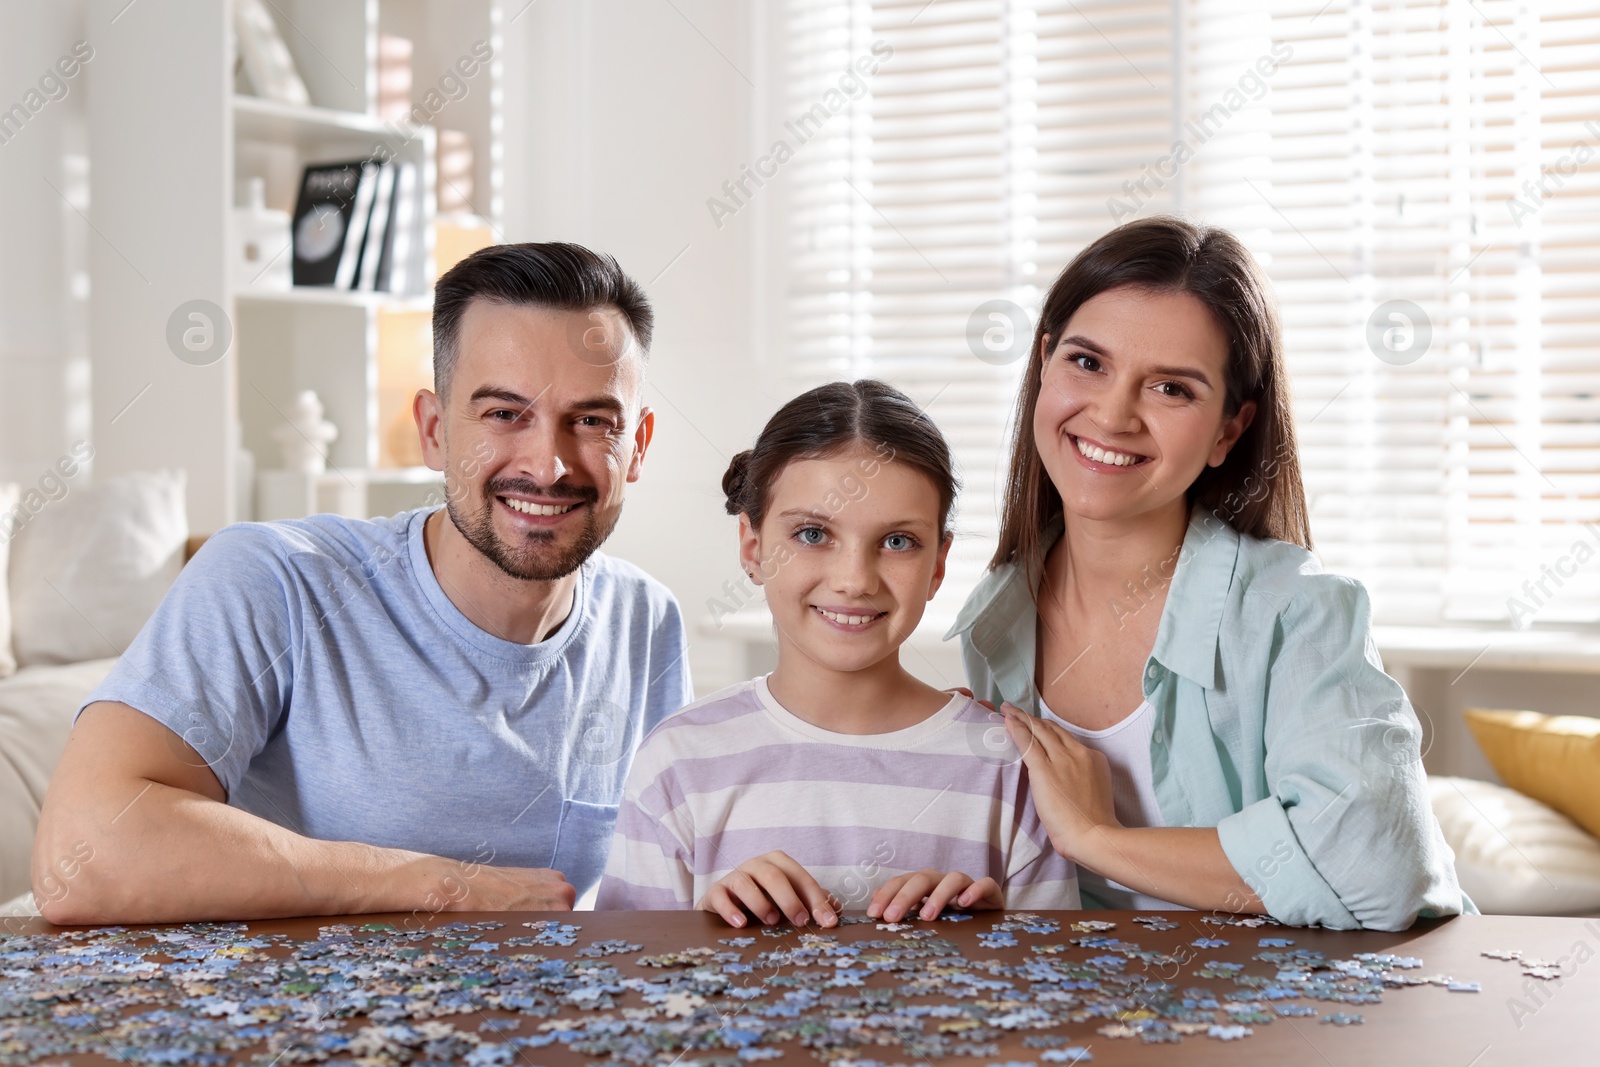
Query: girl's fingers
919 871 974 920
867 874 911 919
697 884 749 927
724 870 782 926
960 877 1005 910
882 871 941 922
770 855 839 926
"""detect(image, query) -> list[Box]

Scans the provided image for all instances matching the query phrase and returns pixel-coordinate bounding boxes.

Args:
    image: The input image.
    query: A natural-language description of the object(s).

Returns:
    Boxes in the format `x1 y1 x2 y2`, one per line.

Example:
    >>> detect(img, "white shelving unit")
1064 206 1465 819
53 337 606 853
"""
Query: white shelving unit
88 0 504 531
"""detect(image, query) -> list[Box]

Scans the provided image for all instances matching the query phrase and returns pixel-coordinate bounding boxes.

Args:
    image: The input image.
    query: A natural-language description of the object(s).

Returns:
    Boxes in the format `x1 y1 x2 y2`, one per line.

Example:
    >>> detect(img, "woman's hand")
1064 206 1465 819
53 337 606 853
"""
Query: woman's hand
696 851 840 929
1002 704 1121 863
867 869 1003 922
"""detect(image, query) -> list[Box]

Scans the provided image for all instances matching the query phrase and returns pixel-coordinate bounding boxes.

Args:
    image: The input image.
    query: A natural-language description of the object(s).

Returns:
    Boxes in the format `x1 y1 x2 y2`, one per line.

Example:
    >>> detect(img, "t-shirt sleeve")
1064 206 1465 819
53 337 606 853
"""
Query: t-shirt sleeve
81 524 300 797
1002 767 1081 910
641 588 694 732
595 745 697 910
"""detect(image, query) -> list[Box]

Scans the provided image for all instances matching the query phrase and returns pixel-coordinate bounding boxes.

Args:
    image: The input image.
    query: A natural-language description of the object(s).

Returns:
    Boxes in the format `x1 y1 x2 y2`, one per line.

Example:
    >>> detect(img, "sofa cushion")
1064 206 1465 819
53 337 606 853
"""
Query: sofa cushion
1429 774 1600 916
0 658 117 903
1465 707 1600 841
9 470 186 667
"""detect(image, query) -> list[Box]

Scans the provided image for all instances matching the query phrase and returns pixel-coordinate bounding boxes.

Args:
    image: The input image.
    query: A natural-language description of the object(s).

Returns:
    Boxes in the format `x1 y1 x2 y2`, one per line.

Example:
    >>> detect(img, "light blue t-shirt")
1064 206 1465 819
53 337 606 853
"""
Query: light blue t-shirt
83 506 693 897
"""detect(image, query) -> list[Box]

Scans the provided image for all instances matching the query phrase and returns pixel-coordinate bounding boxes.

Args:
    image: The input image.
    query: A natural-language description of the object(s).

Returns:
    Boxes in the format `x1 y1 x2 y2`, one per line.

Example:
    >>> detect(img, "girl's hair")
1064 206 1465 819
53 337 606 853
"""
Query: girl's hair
992 215 1312 575
723 379 959 535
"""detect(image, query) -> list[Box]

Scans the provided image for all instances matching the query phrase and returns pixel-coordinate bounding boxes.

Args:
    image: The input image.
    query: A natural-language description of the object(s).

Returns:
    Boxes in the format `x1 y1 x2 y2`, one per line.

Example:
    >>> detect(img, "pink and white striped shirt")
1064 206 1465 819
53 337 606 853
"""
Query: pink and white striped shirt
595 676 1079 911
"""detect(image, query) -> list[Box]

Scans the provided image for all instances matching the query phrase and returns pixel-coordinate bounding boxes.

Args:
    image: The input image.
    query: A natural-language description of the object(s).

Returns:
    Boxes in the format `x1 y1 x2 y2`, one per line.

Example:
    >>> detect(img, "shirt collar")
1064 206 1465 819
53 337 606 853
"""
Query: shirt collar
1149 508 1240 689
946 506 1242 691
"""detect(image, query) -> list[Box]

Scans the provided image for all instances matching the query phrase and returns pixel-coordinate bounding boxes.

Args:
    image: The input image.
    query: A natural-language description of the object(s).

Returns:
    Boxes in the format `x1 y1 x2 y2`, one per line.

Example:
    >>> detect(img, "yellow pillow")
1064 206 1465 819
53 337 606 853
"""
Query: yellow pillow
1465 709 1600 840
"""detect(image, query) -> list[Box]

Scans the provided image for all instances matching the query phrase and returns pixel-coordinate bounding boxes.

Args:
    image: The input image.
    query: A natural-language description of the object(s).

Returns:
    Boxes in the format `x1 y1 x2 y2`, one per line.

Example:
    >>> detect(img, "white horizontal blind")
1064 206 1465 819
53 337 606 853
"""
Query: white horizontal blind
784 0 1175 599
785 0 1600 626
1194 0 1600 625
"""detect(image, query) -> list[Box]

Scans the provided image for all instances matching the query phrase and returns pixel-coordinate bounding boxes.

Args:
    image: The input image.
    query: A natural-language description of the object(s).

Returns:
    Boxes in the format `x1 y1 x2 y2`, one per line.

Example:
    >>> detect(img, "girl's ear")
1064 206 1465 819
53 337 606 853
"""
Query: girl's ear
1208 399 1258 467
1038 333 1053 380
738 512 764 585
926 531 953 601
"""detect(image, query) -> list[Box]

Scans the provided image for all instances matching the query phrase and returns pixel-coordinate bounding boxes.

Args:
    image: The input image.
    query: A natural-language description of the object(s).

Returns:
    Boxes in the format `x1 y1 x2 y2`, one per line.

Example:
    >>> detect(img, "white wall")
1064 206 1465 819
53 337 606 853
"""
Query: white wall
0 1 91 488
500 0 775 695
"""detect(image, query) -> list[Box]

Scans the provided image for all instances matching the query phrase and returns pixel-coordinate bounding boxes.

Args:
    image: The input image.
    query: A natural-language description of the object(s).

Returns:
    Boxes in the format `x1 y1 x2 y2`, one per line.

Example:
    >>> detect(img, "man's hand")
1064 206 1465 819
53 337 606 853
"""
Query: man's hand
696 851 840 929
867 870 1003 922
424 858 576 912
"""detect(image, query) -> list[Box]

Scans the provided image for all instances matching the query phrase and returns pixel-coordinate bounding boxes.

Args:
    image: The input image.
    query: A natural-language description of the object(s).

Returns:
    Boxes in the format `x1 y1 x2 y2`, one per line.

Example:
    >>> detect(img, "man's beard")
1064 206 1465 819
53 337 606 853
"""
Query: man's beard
447 477 619 581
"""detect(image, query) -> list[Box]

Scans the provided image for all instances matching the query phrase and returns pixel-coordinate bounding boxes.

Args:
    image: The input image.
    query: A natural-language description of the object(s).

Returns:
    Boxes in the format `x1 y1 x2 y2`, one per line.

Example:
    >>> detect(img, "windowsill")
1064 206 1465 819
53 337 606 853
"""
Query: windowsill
1372 625 1600 675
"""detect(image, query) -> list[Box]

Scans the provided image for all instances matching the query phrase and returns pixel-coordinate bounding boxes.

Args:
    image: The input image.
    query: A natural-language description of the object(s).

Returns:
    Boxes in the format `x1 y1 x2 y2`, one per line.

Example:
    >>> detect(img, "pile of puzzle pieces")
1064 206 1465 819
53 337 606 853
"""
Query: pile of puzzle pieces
0 911 1487 1065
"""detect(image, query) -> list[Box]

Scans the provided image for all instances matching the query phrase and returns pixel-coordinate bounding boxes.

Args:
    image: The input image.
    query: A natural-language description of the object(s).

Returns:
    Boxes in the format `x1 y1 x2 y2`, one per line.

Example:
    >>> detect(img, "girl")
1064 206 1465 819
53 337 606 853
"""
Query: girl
597 380 1078 926
950 215 1469 930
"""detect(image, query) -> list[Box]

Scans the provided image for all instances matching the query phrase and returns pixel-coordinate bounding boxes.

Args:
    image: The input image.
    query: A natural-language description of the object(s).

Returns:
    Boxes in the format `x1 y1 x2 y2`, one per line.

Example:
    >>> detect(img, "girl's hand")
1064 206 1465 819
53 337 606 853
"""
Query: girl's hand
866 870 1003 922
696 851 840 929
1002 704 1121 863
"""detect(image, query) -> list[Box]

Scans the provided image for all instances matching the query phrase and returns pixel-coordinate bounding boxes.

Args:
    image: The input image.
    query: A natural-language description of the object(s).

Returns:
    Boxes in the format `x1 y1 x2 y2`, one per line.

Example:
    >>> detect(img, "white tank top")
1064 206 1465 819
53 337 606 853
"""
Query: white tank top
1039 695 1188 912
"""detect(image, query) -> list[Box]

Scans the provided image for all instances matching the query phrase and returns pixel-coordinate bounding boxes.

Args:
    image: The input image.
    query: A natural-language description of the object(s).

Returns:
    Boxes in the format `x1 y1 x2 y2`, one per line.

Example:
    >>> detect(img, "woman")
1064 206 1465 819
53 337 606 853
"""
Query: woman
949 215 1470 930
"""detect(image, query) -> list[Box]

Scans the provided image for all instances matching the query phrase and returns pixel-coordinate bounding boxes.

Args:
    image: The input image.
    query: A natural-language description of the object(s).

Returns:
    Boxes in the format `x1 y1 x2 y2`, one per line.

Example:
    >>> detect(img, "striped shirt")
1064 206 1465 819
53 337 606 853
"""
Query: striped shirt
595 676 1079 912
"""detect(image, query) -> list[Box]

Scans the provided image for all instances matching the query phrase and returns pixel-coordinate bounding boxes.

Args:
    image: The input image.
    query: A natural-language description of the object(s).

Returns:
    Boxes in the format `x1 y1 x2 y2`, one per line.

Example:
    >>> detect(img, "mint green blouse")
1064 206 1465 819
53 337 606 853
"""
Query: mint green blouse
946 507 1473 930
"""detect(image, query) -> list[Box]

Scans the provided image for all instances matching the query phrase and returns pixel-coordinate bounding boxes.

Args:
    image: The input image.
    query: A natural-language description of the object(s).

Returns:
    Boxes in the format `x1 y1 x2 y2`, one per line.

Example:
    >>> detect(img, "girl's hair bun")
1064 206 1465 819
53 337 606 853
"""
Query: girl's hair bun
722 450 754 516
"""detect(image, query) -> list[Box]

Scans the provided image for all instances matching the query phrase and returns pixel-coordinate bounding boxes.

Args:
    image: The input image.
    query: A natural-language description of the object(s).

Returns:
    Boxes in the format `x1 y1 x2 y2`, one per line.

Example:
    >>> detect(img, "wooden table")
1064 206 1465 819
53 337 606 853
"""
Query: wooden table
2 910 1594 1065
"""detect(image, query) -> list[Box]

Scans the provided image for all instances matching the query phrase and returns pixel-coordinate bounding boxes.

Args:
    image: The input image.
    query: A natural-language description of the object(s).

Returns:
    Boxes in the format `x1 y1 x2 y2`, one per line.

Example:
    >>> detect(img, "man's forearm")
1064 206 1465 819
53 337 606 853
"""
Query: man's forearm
35 778 445 924
1076 826 1266 914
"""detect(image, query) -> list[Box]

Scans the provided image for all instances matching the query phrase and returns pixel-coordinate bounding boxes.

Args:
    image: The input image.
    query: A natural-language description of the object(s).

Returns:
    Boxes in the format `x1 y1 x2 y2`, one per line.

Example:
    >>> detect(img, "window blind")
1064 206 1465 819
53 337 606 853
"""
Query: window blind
784 0 1176 599
785 0 1600 627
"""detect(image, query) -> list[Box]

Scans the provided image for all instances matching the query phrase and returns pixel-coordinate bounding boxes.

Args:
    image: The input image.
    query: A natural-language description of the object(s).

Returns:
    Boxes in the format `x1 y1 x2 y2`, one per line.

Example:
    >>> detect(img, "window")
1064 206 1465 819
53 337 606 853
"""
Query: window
786 0 1600 627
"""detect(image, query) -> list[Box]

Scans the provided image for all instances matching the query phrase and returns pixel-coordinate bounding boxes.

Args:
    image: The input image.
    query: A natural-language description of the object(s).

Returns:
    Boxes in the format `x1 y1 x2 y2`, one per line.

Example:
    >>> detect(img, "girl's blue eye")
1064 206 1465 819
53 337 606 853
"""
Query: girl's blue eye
796 526 826 545
883 533 917 551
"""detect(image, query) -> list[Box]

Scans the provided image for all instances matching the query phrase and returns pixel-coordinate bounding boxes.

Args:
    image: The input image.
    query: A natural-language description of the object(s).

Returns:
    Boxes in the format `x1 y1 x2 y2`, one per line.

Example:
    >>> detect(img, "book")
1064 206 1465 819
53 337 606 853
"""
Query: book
290 162 368 287
333 163 380 289
357 163 397 291
376 161 419 293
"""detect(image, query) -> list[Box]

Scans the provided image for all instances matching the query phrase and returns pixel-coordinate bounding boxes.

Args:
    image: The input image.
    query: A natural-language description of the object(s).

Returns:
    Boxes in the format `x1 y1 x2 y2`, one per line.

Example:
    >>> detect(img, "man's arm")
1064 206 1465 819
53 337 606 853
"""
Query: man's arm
33 702 575 924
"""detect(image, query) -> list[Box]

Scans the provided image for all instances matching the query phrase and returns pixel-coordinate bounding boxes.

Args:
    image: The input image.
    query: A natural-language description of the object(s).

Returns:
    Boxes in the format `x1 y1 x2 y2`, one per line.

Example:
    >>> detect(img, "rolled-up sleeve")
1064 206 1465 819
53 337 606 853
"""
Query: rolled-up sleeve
1216 574 1469 930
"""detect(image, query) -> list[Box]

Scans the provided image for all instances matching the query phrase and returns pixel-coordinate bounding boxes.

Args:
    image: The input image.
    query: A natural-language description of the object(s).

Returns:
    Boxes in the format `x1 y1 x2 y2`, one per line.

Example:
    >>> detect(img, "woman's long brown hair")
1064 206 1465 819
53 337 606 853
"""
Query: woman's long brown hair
991 215 1313 579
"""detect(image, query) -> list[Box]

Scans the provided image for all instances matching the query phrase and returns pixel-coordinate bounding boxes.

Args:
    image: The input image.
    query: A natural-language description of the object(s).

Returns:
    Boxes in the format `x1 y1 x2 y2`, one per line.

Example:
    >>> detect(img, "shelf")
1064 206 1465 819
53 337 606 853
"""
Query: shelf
233 94 393 146
235 286 433 311
360 466 443 485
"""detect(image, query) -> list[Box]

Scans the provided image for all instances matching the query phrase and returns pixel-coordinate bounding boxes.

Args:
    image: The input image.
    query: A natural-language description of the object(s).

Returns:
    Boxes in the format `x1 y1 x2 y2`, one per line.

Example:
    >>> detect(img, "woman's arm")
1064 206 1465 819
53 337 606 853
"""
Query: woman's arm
1003 709 1264 912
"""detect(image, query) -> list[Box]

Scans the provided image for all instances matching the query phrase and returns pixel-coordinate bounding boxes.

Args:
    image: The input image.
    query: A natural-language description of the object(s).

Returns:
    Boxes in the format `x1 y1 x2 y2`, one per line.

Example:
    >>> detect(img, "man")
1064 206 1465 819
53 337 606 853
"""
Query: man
32 242 692 923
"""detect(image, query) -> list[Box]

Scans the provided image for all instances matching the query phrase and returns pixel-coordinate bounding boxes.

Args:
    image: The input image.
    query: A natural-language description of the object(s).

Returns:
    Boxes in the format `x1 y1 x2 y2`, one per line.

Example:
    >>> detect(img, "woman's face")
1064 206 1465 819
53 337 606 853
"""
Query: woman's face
1032 285 1256 526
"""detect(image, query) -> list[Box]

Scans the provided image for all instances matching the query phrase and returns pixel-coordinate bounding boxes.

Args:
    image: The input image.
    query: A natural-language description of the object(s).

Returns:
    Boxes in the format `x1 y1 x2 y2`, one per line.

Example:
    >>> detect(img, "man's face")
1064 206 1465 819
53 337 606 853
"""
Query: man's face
418 300 653 581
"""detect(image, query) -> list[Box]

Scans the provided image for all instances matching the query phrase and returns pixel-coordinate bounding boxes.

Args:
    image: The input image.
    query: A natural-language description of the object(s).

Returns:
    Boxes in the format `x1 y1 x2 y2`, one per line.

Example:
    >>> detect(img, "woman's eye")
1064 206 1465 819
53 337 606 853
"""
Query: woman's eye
1157 381 1194 400
1069 353 1100 372
883 533 917 551
796 527 827 546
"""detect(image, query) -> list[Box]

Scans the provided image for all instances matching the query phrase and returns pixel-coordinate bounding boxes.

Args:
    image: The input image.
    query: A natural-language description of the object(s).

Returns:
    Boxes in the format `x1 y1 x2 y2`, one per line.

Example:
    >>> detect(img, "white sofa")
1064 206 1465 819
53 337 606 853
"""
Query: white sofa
0 658 117 903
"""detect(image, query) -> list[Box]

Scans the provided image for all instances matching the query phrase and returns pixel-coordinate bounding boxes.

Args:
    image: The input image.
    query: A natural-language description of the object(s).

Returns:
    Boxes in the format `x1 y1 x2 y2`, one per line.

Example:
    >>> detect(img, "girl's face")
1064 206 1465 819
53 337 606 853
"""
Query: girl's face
1033 285 1256 525
740 443 950 676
